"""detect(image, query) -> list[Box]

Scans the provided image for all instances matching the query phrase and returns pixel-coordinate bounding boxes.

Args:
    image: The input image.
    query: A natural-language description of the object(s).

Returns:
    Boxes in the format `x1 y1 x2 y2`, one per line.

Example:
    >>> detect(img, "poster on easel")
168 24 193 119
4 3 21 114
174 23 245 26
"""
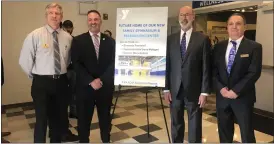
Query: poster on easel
114 7 168 87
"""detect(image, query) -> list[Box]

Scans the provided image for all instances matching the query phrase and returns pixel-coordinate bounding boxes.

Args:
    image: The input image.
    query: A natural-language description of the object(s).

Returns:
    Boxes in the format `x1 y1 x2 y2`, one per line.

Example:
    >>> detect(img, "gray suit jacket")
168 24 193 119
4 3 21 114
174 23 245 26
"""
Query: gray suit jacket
165 31 212 102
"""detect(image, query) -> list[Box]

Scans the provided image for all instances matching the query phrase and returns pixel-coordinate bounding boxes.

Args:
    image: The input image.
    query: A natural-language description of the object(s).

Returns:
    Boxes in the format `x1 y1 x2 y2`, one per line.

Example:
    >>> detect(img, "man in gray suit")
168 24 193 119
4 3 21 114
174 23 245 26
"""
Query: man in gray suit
164 6 211 143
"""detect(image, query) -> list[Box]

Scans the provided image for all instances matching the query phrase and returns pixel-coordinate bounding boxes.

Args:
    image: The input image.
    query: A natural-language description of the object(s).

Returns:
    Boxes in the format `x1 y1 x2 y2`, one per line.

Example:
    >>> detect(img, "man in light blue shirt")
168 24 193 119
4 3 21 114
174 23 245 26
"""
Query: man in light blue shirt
19 3 73 143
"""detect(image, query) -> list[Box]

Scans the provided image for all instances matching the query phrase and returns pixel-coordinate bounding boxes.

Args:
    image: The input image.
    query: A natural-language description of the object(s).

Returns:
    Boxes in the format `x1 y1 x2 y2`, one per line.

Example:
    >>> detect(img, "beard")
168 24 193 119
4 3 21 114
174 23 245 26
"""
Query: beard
179 19 193 31
89 24 100 32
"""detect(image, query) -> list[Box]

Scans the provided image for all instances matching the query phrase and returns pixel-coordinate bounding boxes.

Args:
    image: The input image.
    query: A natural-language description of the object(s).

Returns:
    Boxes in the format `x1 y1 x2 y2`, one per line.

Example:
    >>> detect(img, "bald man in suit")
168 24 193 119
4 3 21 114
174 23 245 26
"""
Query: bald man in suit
164 6 212 143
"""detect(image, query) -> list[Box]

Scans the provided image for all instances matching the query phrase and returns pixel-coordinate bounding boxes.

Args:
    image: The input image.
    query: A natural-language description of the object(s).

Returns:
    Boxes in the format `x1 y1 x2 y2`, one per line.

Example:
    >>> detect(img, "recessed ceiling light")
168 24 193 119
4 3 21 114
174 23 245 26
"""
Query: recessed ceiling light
242 9 245 12
249 7 253 9
236 10 240 11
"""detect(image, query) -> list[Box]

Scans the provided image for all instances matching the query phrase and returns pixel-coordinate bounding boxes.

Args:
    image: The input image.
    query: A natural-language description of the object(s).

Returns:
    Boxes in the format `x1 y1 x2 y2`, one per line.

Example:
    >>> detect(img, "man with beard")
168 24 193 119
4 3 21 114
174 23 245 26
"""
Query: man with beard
71 10 115 143
164 6 211 143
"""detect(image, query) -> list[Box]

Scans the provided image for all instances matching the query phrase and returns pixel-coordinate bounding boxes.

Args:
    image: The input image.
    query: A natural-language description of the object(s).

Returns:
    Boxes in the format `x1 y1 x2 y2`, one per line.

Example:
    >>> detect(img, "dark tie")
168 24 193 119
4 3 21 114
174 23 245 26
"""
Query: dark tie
180 32 186 59
53 31 61 74
92 34 100 59
227 40 237 74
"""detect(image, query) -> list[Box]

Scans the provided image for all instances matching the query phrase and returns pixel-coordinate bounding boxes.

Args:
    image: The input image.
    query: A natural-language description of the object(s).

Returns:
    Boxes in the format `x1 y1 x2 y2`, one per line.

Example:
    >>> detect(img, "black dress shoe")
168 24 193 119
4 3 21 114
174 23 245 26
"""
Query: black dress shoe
1 132 11 137
61 132 78 142
69 113 78 119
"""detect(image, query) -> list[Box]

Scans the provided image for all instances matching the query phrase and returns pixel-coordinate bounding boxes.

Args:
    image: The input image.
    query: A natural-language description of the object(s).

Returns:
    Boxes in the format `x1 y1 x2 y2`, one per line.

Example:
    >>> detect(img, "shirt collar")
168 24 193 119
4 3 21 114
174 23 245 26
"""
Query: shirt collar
89 31 101 38
229 35 244 46
45 24 61 34
181 27 193 36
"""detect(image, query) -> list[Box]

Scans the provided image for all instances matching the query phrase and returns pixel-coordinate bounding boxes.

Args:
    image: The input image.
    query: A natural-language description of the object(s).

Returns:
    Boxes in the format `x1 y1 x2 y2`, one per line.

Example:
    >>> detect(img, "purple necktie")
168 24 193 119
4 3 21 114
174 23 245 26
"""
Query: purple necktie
180 32 186 59
227 40 237 74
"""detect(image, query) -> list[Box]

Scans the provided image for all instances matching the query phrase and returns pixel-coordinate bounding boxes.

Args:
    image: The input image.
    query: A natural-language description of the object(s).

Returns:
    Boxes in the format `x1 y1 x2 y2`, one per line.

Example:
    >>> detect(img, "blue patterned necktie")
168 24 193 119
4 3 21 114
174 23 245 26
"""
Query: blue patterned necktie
53 31 61 74
227 40 237 74
180 32 186 59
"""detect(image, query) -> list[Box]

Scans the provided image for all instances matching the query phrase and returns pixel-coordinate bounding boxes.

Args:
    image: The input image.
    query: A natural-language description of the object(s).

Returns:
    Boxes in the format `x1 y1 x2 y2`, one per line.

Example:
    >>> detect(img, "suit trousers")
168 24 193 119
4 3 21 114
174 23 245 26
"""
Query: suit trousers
31 74 69 143
48 71 74 137
67 69 77 116
170 83 202 143
77 86 113 143
217 101 256 143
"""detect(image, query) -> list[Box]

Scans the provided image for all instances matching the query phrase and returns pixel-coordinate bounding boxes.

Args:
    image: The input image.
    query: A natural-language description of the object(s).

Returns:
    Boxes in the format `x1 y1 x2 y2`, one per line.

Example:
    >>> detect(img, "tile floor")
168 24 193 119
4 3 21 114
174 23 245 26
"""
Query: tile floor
2 89 274 143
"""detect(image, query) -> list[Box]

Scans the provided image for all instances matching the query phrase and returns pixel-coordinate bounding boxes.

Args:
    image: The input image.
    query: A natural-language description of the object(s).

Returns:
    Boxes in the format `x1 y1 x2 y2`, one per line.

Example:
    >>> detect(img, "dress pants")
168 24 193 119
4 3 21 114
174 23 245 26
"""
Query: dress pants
57 70 77 136
77 86 113 143
217 101 256 143
67 69 77 116
170 84 202 143
31 74 69 143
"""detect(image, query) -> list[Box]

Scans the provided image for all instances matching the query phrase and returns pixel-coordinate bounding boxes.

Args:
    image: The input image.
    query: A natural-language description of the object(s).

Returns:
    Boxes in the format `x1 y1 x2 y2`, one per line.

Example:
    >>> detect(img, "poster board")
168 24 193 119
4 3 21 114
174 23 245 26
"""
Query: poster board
114 7 168 87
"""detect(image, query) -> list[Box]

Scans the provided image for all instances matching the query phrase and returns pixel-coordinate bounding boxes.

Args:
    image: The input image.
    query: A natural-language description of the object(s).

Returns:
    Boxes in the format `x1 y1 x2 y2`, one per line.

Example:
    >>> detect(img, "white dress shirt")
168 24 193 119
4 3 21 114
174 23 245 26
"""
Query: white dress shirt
164 28 209 96
180 28 193 49
225 36 244 66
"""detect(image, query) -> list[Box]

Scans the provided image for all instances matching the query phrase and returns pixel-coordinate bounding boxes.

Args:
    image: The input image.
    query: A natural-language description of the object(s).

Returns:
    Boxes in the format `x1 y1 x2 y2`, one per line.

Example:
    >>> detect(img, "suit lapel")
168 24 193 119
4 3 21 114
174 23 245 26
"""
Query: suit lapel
98 33 107 62
182 31 195 65
172 32 182 64
174 32 181 53
221 40 229 74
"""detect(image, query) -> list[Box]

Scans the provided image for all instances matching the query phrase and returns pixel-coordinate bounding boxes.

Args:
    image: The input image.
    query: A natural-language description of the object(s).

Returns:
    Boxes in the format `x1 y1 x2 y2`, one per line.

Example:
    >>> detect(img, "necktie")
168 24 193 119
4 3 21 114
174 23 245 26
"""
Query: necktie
92 34 100 59
53 31 61 74
227 40 237 74
180 32 186 60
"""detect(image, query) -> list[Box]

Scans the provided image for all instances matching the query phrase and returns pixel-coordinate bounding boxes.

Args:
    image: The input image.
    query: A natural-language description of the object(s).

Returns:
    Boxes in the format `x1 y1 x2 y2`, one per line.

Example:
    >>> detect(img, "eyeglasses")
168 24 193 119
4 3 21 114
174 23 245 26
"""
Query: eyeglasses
179 13 193 17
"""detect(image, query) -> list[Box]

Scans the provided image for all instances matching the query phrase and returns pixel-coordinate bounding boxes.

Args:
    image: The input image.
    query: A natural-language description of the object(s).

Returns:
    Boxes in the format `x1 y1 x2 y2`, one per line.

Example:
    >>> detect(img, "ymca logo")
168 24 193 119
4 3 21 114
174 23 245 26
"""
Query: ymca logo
121 9 129 20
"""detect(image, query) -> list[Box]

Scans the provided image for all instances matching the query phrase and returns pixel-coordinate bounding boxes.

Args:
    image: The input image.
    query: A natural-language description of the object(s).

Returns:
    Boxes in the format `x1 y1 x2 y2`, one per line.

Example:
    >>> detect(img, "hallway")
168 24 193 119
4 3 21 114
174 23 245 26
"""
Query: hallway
2 89 273 143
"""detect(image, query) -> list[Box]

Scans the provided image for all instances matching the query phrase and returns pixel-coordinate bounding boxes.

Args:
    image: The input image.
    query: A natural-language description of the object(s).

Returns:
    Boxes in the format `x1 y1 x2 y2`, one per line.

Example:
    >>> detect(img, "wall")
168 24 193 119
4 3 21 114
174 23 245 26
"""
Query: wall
207 11 257 24
1 1 192 105
195 14 207 33
255 69 274 112
256 1 273 67
254 1 273 112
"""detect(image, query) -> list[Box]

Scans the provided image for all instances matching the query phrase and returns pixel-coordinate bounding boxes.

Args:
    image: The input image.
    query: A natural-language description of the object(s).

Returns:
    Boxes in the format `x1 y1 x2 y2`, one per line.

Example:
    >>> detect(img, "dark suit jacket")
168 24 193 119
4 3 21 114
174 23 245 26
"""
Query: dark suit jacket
1 58 4 86
213 37 262 108
71 32 115 98
165 31 212 102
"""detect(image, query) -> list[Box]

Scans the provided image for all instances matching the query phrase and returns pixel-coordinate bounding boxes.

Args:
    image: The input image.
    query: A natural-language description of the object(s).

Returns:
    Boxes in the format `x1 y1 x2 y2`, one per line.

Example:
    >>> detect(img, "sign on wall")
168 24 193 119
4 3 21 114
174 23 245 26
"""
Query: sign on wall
114 7 168 87
192 1 233 9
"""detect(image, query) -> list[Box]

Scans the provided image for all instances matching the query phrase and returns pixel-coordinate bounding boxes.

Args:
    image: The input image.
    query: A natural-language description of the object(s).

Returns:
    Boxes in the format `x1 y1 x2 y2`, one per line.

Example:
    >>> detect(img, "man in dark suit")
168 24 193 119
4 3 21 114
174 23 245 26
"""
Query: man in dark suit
71 10 115 143
213 13 262 143
164 6 211 143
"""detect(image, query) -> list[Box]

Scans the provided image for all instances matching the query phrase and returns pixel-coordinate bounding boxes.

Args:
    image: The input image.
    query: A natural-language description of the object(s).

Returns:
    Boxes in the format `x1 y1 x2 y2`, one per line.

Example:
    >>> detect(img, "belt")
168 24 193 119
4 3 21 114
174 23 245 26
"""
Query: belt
33 74 67 80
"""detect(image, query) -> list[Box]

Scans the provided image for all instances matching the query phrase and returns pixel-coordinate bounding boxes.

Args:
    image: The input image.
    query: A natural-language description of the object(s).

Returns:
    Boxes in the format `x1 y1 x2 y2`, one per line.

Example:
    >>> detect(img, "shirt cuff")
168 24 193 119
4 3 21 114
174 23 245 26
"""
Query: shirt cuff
163 90 170 93
200 93 209 96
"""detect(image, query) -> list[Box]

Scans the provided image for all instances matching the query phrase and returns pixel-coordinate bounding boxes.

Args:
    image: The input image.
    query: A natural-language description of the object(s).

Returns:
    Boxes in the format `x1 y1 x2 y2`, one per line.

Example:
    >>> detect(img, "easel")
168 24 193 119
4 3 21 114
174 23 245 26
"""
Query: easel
110 85 171 143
